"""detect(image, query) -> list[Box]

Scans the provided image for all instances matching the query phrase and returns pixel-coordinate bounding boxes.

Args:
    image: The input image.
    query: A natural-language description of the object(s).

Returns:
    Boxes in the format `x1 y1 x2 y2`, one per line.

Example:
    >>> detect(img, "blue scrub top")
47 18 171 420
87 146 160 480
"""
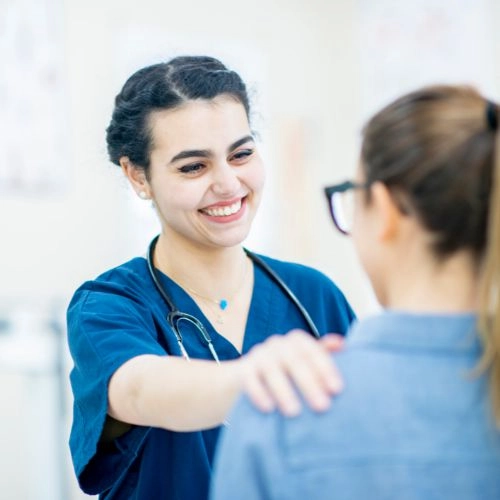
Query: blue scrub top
67 254 355 499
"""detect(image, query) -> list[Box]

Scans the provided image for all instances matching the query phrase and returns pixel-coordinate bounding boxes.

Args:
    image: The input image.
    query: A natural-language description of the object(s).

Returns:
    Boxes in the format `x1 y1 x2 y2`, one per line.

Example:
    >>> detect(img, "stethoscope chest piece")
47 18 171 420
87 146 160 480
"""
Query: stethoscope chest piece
146 235 320 362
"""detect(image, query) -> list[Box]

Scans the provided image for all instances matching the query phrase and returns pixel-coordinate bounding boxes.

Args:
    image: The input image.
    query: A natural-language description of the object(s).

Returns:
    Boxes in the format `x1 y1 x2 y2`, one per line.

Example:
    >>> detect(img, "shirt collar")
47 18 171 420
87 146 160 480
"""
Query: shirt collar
347 311 479 354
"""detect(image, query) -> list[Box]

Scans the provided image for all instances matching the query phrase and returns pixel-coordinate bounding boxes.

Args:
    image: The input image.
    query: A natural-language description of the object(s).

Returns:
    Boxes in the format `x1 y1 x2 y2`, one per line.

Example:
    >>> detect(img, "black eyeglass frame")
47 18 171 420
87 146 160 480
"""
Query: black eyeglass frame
323 180 369 235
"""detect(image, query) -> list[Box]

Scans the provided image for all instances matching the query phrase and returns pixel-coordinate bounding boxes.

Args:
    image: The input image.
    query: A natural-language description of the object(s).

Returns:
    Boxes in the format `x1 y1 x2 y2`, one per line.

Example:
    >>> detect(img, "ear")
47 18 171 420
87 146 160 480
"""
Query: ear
120 157 151 200
370 181 403 242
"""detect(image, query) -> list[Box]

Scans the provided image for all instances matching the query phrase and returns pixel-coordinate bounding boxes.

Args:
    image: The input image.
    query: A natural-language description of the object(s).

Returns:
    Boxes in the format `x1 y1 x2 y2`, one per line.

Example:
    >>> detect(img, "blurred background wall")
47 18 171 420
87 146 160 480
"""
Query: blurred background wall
0 0 498 498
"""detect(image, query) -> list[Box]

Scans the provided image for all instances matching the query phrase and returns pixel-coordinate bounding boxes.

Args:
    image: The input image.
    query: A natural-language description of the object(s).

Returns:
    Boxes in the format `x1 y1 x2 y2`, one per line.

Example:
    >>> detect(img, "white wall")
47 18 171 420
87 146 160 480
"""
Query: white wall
2 0 499 322
0 0 366 311
2 2 362 499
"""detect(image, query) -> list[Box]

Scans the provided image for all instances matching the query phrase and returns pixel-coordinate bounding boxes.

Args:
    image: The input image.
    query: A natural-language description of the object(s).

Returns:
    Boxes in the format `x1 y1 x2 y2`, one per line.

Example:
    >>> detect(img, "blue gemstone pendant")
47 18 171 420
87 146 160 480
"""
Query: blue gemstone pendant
219 299 228 310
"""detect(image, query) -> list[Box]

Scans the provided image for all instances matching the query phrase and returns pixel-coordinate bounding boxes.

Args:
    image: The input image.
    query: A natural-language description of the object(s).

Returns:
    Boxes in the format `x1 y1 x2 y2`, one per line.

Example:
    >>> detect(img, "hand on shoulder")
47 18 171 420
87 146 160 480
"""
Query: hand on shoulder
239 331 344 417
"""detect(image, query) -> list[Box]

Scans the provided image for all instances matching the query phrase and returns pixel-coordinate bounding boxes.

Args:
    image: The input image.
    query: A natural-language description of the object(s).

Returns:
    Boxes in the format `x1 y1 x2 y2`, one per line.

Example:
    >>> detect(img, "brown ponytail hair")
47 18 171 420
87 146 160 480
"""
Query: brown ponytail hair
361 86 500 426
478 103 500 426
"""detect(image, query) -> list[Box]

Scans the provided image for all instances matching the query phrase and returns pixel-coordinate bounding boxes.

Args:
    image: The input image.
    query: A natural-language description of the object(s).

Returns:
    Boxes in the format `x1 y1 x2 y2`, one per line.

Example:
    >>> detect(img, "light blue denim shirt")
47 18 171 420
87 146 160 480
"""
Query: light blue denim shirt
211 312 500 500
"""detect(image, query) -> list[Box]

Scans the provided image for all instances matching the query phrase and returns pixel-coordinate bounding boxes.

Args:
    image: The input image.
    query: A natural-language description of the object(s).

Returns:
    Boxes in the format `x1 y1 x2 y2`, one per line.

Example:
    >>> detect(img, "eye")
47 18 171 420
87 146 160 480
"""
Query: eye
178 163 206 175
230 148 254 163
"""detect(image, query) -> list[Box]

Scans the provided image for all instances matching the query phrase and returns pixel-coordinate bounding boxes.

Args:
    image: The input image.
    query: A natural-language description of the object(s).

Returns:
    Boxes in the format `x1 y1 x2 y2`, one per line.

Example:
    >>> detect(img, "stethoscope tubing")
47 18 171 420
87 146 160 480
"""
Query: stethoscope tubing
243 249 320 339
146 235 320 360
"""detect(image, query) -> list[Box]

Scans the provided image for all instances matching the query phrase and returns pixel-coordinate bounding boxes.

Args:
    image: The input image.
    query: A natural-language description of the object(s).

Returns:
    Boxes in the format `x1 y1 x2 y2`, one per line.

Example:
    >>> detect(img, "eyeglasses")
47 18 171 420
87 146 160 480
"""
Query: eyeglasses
324 181 368 235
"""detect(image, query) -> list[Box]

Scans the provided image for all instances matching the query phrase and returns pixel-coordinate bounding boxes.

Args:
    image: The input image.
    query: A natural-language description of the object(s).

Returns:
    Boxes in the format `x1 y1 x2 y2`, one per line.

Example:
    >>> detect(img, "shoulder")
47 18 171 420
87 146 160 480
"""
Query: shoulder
251 253 339 290
66 256 165 367
253 252 355 315
249 252 356 333
69 258 150 306
81 257 150 291
67 257 157 335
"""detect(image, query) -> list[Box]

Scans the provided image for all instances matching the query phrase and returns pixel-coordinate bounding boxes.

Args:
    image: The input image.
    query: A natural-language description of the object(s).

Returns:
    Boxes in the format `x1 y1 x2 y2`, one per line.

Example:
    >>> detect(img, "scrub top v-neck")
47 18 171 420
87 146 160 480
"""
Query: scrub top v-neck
67 253 355 499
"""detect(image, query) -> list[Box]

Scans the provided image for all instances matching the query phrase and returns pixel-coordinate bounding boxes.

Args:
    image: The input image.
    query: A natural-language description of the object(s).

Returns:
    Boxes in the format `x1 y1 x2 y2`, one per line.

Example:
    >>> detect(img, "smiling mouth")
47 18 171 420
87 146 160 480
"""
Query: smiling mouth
201 199 243 217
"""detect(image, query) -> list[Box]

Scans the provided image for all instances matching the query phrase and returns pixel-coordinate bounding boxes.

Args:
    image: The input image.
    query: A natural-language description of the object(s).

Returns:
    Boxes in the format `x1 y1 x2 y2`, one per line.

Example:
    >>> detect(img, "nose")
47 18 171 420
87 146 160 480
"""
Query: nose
211 162 241 196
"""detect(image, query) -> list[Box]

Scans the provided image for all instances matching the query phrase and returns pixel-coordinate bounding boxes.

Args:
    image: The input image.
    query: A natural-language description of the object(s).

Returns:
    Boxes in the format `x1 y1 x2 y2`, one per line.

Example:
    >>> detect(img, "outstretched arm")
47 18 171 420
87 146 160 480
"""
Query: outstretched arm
108 330 344 431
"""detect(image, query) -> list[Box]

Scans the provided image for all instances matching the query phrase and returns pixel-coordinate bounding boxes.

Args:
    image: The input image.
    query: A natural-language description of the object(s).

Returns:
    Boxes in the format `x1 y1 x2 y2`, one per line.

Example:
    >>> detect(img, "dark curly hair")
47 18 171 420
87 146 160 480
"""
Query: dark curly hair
106 55 251 175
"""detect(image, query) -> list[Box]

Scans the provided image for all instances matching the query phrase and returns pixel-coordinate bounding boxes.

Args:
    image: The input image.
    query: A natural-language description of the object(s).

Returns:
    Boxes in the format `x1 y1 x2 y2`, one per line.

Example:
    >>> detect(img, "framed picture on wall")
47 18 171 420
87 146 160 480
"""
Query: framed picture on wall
0 0 68 196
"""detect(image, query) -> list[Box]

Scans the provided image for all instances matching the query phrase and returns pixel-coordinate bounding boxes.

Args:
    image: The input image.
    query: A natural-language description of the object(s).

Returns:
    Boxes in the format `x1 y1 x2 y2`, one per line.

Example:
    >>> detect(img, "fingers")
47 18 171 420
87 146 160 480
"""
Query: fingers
320 333 345 352
244 354 301 416
241 330 344 418
286 331 344 404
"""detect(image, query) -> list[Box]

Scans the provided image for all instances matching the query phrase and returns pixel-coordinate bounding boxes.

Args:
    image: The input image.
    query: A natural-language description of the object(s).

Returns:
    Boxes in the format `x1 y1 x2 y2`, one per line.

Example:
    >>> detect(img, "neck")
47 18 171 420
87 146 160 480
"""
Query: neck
381 246 479 313
153 233 249 299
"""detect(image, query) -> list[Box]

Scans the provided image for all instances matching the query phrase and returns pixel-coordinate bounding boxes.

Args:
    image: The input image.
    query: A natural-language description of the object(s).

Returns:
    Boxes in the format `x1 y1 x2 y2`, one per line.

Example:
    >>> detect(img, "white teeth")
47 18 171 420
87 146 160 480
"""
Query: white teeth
204 200 242 217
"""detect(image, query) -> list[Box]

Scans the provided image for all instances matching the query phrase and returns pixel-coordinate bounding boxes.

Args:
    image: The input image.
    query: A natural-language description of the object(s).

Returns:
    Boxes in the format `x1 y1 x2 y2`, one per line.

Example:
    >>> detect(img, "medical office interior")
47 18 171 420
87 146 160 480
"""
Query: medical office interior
1 0 499 498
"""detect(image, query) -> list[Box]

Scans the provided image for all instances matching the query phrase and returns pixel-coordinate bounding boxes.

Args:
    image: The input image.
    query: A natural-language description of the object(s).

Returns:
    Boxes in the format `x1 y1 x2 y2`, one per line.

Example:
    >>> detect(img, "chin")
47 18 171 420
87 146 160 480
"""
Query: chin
212 228 252 249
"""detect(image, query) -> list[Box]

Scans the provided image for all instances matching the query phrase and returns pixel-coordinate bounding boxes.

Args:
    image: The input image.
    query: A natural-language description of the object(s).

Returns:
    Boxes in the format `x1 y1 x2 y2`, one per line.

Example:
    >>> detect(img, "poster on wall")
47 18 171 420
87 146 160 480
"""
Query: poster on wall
358 0 496 122
356 0 496 313
0 0 68 196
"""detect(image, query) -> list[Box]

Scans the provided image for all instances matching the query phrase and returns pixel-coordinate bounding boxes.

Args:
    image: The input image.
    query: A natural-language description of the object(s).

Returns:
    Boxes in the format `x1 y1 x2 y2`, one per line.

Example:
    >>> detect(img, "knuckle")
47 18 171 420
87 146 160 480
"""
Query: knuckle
266 334 282 346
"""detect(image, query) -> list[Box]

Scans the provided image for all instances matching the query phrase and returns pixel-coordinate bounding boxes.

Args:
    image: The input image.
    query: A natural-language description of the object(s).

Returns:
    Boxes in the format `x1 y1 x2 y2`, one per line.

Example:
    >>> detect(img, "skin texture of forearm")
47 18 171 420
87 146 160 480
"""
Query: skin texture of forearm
108 354 244 431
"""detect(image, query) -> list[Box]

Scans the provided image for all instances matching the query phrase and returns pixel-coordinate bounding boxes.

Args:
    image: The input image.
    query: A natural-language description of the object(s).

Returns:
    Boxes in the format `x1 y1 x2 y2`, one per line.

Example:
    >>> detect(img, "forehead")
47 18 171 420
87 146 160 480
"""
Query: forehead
148 96 250 153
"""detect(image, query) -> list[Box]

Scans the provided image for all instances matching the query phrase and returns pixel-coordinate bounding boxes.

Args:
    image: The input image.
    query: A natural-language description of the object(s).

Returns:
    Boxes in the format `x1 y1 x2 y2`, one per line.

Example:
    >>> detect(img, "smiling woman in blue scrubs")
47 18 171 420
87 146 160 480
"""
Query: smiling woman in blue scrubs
66 55 355 499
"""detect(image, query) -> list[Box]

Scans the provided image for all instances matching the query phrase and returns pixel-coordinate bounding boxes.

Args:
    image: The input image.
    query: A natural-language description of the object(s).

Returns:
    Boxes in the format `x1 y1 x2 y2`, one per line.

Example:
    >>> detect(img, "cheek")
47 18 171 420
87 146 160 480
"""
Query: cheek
353 235 386 304
352 212 387 306
241 153 265 186
154 181 202 212
353 230 372 275
247 161 266 192
352 207 376 282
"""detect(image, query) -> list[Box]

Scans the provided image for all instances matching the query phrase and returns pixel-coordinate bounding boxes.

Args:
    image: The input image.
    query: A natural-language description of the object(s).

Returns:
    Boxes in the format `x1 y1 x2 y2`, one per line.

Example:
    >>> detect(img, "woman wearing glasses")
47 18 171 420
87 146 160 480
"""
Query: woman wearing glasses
66 55 355 500
212 85 500 499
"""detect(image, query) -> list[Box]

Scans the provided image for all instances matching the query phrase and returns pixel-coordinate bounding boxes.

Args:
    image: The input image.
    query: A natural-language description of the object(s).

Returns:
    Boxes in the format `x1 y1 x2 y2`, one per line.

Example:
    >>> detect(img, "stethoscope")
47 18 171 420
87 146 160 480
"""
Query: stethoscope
146 235 320 363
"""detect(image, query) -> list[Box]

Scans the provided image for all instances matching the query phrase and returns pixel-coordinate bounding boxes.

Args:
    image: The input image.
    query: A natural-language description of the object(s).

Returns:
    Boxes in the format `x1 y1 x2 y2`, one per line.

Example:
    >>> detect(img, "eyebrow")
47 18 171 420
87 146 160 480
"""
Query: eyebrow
169 135 254 164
